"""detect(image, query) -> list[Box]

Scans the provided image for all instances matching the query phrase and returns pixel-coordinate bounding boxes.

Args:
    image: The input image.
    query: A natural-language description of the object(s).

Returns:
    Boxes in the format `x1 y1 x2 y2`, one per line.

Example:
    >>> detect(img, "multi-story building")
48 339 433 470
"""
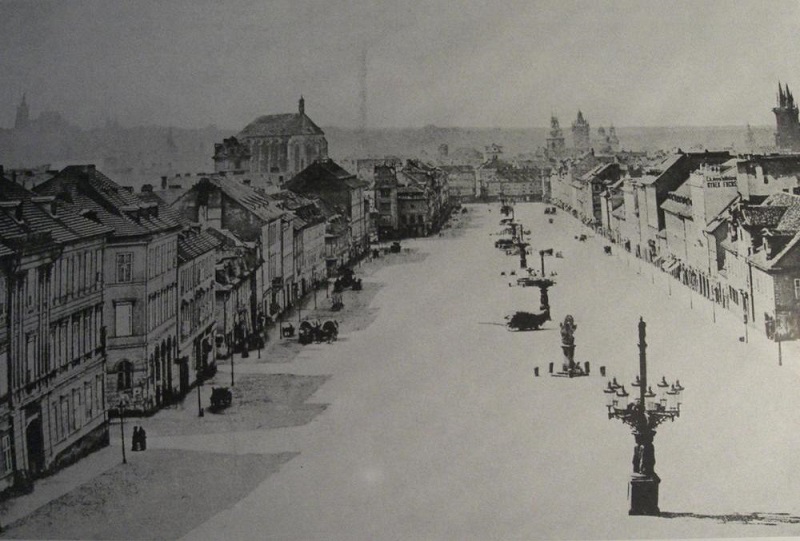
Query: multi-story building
209 229 261 357
374 164 399 240
237 97 328 186
176 227 219 397
286 159 369 268
439 165 476 201
268 191 327 298
213 137 251 174
169 175 286 320
36 165 182 415
0 172 112 490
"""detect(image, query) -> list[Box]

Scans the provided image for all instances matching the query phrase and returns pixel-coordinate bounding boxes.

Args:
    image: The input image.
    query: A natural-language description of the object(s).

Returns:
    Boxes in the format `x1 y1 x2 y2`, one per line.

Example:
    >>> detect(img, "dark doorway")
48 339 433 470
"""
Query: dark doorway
179 358 189 397
25 417 44 477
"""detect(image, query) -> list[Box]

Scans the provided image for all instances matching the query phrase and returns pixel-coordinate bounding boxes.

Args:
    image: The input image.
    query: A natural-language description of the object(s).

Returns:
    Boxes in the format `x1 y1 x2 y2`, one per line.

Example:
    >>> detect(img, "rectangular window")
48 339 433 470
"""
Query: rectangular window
0 434 10 474
85 383 93 419
51 403 60 443
116 253 133 283
73 389 81 429
96 374 103 413
26 333 36 382
61 397 69 438
115 302 133 337
72 318 80 360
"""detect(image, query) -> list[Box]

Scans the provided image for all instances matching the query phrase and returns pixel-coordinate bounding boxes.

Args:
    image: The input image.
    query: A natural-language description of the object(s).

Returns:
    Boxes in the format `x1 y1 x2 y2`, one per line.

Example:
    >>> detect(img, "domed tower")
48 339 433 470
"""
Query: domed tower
773 82 800 150
571 110 590 153
14 93 29 130
546 115 566 158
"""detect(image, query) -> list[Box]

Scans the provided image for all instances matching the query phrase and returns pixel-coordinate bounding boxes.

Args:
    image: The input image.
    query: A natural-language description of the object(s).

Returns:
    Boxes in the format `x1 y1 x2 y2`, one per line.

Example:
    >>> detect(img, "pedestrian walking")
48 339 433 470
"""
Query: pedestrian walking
139 427 147 451
132 426 140 452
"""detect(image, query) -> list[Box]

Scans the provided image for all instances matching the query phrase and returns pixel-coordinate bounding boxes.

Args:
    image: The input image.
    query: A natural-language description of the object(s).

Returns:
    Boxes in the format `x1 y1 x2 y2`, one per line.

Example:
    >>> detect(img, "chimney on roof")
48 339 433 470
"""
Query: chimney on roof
161 176 168 189
299 95 305 115
80 164 96 174
141 184 153 193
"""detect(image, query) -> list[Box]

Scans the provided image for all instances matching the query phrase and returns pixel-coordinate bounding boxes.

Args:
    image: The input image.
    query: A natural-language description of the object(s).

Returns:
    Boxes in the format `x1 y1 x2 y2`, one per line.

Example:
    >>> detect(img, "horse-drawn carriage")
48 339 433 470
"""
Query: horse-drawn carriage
298 319 339 344
333 267 363 293
281 322 295 338
209 387 233 412
505 308 551 331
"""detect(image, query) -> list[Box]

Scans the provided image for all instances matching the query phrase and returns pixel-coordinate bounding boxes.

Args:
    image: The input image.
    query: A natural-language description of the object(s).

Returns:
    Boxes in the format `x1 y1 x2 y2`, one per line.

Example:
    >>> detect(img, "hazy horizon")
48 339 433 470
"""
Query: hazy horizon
2 1 798 131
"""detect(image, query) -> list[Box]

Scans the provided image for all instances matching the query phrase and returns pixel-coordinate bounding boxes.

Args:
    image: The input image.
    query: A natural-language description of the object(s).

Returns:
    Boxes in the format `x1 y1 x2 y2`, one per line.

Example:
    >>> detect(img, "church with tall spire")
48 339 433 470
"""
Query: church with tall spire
14 93 29 130
571 110 590 153
773 82 800 151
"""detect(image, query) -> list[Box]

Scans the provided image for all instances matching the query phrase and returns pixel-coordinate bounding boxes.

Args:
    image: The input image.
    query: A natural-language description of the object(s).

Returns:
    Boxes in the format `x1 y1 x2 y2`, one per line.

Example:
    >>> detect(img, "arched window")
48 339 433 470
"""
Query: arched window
116 360 133 390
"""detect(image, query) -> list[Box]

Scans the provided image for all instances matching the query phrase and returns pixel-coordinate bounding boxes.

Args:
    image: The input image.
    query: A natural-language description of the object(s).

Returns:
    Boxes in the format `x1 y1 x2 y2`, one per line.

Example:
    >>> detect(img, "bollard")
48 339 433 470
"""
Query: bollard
600 366 606 377
534 367 539 377
584 361 590 375
548 362 554 374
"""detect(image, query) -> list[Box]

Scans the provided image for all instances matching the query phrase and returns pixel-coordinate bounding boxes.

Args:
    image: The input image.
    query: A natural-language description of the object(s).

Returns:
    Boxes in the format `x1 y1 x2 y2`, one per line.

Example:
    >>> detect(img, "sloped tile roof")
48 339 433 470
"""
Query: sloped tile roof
35 165 182 239
178 228 221 264
661 198 693 219
286 159 363 192
741 206 785 228
239 113 324 138
0 175 112 246
201 176 286 223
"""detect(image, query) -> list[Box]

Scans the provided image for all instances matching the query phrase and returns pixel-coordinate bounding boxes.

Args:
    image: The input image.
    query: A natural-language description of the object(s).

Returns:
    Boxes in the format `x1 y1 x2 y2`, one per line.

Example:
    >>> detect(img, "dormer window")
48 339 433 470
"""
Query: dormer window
0 200 23 223
31 195 57 217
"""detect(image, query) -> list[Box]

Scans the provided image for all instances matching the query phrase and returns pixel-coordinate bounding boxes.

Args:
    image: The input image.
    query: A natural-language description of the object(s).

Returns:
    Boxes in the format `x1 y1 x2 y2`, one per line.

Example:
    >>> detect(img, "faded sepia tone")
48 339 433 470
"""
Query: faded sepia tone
2 1 800 540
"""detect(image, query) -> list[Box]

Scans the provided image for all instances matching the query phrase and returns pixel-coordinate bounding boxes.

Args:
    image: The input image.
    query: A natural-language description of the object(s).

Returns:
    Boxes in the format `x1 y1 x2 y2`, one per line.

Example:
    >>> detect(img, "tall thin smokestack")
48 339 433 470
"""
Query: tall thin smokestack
359 46 368 156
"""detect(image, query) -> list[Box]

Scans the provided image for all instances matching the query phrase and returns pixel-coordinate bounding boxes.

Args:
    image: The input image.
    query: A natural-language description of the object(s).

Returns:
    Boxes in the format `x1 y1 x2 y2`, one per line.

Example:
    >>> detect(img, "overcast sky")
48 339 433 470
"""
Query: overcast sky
1 0 799 130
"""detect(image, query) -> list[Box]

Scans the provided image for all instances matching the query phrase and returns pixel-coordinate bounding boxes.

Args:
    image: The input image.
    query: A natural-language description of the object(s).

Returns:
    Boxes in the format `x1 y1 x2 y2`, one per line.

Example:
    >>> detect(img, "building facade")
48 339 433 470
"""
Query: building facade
1 173 112 491
36 165 182 415
238 97 328 186
176 227 219 398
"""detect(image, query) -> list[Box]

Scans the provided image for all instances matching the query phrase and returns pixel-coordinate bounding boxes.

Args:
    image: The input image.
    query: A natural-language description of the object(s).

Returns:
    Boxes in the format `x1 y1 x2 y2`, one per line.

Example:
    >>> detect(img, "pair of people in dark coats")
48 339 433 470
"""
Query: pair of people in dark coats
132 426 147 451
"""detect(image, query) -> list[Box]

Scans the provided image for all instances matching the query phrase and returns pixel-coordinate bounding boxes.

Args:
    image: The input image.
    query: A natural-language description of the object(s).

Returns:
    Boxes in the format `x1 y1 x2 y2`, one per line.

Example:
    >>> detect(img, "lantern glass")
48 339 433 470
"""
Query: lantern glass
666 390 678 411
644 387 658 412
604 387 616 408
616 387 630 410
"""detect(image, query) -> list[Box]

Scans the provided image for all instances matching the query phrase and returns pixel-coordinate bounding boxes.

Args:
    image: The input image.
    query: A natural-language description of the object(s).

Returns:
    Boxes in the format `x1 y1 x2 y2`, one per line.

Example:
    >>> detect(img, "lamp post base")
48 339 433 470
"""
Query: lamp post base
629 474 660 516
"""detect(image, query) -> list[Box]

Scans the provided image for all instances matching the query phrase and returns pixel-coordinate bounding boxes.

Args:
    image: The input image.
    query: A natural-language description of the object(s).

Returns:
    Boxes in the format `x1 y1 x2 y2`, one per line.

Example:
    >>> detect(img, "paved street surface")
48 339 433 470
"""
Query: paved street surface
7 203 800 540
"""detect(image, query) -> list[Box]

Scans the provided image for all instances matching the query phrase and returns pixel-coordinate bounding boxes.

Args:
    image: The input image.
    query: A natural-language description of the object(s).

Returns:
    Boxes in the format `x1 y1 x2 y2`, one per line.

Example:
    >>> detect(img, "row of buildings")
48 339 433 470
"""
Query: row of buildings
550 149 800 342
0 105 371 496
547 87 800 341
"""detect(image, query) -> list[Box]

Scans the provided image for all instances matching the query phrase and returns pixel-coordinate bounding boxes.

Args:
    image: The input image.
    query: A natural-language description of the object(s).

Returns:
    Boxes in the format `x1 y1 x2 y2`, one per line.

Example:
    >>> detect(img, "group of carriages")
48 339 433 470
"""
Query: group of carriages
298 319 340 344
333 267 362 293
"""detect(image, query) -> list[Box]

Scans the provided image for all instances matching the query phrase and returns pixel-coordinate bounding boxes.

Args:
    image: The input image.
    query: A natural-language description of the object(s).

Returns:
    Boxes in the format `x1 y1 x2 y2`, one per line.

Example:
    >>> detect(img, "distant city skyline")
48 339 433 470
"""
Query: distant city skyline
2 0 799 130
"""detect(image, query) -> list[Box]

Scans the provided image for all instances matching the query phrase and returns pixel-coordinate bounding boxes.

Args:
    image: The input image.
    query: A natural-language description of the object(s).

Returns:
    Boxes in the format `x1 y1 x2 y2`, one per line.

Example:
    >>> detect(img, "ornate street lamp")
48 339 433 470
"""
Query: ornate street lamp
605 318 684 516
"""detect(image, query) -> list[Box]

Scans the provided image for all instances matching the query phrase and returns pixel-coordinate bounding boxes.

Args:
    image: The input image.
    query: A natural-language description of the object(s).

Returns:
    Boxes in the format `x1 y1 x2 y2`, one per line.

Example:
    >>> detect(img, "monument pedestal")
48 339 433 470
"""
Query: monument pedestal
629 474 660 516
